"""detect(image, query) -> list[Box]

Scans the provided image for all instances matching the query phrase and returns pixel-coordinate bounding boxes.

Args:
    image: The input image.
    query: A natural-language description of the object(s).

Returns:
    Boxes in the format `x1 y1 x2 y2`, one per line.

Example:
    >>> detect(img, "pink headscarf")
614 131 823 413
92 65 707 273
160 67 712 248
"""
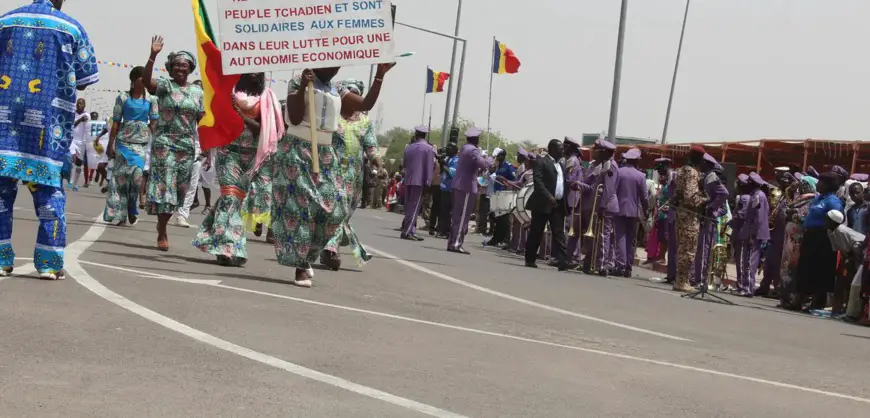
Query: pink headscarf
235 87 284 175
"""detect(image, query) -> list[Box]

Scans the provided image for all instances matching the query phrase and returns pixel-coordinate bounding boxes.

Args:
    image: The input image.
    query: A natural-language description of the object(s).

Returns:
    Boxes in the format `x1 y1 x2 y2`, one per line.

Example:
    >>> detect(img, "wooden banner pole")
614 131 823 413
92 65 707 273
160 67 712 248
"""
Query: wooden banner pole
308 84 319 173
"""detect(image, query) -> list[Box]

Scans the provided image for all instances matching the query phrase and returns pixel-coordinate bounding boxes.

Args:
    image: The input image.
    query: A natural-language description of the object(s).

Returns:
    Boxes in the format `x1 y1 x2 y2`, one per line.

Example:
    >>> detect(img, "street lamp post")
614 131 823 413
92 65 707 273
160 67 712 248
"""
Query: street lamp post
441 0 463 147
606 0 628 144
661 0 691 144
395 21 468 147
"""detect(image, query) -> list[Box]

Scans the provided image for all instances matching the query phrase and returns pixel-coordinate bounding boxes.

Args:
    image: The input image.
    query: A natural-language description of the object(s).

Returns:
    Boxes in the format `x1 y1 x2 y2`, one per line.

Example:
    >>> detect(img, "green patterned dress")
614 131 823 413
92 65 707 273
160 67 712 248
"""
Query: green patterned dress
324 113 378 253
146 77 203 215
103 92 157 223
192 125 272 260
270 77 366 270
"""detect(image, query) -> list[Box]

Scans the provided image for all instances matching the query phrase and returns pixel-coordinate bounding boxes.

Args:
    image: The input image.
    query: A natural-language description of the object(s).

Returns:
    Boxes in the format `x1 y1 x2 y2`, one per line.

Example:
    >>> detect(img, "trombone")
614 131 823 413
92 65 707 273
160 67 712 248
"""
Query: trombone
568 186 583 238
584 185 605 271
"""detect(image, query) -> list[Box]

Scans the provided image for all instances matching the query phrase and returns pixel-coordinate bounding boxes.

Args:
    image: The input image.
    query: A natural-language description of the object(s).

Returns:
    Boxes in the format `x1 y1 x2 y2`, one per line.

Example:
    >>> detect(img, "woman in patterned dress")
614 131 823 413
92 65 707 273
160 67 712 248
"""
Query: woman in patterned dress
142 36 204 251
272 64 393 288
193 73 279 266
319 79 381 270
103 66 157 226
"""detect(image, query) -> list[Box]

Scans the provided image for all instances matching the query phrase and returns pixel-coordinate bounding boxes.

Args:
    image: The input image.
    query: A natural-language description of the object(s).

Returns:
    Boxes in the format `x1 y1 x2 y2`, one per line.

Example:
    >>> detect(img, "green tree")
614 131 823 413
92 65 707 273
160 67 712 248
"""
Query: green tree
519 140 538 150
380 117 528 168
377 126 409 148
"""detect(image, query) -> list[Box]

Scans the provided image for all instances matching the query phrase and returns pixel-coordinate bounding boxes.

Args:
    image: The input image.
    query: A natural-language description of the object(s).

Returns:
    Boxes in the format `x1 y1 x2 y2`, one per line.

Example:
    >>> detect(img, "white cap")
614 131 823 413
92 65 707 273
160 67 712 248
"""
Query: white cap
827 209 845 225
493 147 504 157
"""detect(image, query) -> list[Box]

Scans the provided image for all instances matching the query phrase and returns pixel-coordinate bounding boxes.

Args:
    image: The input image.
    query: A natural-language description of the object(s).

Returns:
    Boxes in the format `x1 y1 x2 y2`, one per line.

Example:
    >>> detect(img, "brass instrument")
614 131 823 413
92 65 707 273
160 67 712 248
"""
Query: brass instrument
584 185 605 238
568 185 583 237
708 228 730 287
767 187 783 230
584 185 605 272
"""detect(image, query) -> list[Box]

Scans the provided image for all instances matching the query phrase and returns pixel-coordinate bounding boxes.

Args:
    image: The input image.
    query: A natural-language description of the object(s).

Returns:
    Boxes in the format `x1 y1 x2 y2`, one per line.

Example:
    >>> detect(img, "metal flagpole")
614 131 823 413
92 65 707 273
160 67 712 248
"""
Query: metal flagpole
451 39 467 132
428 104 433 132
661 0 691 144
421 91 427 125
606 0 628 143
486 36 495 152
440 0 463 147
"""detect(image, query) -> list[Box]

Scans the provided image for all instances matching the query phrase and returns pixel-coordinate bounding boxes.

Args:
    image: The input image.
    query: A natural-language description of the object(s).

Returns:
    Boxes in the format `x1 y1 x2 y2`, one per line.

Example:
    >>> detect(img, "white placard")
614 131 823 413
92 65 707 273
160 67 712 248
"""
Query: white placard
215 0 395 75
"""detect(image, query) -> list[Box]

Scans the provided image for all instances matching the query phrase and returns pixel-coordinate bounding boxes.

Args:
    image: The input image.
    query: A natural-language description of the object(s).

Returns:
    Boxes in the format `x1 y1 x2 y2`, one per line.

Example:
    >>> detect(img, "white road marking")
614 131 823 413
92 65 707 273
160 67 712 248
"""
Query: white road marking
367 246 691 342
65 215 467 418
79 260 223 285
373 215 384 220
76 259 870 406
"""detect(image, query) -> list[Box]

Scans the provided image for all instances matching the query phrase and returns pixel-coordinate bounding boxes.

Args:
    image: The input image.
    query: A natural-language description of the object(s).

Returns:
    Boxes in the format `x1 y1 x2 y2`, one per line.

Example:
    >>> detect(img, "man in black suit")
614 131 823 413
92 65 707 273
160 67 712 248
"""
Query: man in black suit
525 139 574 270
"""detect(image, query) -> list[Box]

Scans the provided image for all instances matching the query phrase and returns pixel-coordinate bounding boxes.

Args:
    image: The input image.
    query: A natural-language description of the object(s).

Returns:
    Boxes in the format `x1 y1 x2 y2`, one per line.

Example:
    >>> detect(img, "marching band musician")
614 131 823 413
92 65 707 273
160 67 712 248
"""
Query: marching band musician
447 128 492 255
401 126 436 242
693 154 730 287
436 143 460 238
564 137 588 263
736 173 771 297
509 149 536 253
671 146 706 292
613 148 648 277
485 149 517 247
757 168 794 296
581 139 620 276
731 174 751 289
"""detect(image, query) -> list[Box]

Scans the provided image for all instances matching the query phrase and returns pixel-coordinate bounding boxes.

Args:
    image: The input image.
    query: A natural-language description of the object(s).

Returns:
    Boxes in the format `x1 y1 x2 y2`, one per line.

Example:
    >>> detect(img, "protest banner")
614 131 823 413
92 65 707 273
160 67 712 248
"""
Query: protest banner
215 0 395 75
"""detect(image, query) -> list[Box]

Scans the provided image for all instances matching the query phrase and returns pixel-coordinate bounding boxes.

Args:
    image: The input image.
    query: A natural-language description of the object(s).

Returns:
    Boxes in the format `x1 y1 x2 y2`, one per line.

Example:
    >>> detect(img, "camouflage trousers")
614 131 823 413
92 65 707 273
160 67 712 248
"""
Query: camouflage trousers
675 210 700 287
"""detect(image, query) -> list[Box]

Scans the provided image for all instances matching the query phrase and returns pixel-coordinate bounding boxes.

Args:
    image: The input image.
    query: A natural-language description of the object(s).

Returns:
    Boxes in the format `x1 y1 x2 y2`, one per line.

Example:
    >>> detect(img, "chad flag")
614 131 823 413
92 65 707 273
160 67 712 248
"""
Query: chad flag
192 0 242 151
425 67 450 93
492 39 521 74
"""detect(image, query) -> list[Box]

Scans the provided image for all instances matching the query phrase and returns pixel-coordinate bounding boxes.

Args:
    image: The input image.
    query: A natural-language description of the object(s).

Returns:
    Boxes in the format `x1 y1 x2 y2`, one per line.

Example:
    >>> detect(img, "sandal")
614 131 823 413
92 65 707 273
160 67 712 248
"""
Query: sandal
201 206 212 216
216 255 233 266
319 250 341 271
39 270 66 280
292 269 312 288
0 266 13 277
157 236 169 252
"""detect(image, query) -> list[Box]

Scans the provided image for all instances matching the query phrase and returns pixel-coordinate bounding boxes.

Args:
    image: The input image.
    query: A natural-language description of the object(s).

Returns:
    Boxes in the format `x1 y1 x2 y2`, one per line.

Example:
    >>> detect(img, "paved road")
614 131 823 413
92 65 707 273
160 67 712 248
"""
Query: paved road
2 187 869 417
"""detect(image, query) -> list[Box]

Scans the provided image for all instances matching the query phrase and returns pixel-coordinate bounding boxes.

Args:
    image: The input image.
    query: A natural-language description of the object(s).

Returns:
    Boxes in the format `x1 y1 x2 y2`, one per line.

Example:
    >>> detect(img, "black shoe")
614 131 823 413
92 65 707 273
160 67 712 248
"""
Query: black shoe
410 234 424 242
598 269 609 277
622 270 632 278
448 247 470 255
663 276 675 284
525 262 538 268
558 263 578 272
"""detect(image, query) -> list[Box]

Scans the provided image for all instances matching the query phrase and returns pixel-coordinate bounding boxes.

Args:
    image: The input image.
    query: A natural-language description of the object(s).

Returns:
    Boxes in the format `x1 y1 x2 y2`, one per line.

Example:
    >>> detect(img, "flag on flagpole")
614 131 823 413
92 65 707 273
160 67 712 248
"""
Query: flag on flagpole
425 67 450 93
191 0 243 151
492 39 521 74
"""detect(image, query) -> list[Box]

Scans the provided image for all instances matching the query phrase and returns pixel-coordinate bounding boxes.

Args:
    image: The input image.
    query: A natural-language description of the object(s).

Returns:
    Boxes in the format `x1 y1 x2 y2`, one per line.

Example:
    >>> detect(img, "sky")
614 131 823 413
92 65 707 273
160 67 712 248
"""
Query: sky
32 0 870 146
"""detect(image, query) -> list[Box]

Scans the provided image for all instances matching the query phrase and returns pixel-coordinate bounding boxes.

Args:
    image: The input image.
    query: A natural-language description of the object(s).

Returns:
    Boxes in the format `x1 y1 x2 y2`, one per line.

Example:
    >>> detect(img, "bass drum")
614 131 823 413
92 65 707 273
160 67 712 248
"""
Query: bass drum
491 191 517 216
514 184 534 227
